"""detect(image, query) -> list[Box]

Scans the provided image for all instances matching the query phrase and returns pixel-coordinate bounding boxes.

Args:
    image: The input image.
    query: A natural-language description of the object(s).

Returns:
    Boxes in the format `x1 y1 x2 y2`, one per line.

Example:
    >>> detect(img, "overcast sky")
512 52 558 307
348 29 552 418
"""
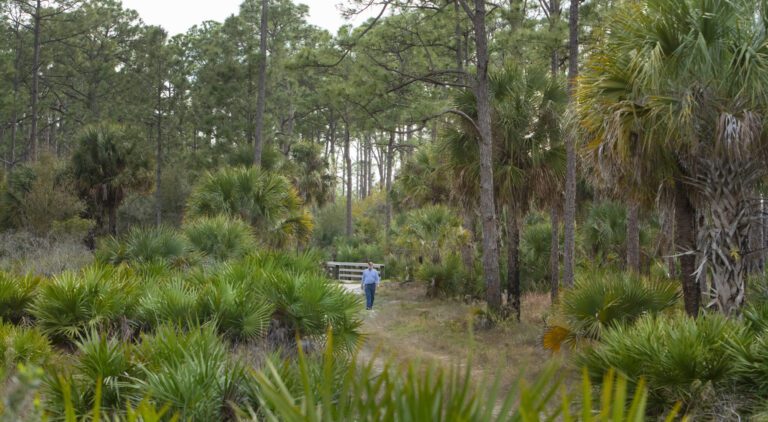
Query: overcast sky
121 0 377 35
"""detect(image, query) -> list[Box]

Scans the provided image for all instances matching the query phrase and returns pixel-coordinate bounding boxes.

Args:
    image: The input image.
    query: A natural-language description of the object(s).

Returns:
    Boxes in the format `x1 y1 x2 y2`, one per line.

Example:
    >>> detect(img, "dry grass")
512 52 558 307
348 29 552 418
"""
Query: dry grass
357 281 568 392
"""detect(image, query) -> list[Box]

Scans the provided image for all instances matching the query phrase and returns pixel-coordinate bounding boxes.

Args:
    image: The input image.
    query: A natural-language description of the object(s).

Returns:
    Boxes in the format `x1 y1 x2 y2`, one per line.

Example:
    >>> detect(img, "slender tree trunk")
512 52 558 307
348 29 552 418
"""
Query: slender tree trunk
562 0 579 287
253 0 269 167
548 6 561 302
461 209 475 275
470 0 502 313
550 206 560 303
506 206 521 321
29 0 42 162
385 131 395 240
344 124 353 237
155 83 163 226
675 181 700 317
627 201 641 273
454 1 466 86
108 205 118 236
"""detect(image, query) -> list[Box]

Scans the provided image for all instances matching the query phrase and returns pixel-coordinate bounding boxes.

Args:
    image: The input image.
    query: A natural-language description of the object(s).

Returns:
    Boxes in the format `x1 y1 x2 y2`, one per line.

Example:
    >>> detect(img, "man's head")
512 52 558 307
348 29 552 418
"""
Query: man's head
367 261 373 269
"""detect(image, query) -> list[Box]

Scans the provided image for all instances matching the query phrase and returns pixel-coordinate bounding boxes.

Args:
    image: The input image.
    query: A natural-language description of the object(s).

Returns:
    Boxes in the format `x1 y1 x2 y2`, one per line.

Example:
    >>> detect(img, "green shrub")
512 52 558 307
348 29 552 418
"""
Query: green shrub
334 241 384 263
544 270 679 351
197 270 274 341
728 319 768 397
186 166 313 248
520 219 551 291
250 335 669 421
96 226 190 265
245 249 325 277
183 216 255 261
416 254 466 297
43 332 138 418
0 272 41 323
0 154 88 236
133 324 253 420
312 202 346 248
135 279 200 329
222 261 362 352
576 312 747 412
30 265 137 343
0 323 52 371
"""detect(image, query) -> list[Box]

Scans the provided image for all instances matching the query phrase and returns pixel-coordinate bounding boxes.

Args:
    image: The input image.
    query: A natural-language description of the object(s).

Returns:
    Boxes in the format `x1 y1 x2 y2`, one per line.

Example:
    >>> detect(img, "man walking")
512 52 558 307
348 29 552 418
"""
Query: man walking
361 261 380 310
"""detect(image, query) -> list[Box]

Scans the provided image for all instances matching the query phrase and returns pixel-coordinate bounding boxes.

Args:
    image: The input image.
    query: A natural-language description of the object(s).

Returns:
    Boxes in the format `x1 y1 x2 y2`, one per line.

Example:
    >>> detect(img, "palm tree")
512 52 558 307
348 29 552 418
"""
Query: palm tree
287 141 334 208
443 66 566 319
71 125 154 236
186 166 313 248
577 0 768 315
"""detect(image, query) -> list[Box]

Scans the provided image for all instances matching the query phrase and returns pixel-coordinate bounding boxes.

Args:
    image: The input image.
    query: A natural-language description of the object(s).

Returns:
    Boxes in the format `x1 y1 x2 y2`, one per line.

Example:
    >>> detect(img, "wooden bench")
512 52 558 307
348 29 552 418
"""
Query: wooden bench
325 261 384 283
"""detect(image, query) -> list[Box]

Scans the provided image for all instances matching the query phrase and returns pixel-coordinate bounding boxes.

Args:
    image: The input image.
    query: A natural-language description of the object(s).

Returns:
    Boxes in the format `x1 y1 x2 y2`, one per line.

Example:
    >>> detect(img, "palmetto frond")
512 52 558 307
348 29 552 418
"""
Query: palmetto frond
577 0 768 314
187 166 314 249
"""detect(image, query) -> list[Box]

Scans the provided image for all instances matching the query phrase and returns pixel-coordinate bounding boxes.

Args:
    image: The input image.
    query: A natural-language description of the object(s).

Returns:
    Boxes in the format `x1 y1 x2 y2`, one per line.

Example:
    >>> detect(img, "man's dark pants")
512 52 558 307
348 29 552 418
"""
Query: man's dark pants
364 283 376 309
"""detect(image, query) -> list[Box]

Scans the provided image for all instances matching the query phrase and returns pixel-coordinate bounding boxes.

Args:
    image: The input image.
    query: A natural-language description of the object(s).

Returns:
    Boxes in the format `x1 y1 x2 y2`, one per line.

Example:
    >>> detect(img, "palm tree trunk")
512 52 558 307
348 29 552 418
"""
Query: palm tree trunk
550 206 560 303
506 206 521 321
675 181 700 317
627 201 641 273
253 0 268 167
695 157 759 315
470 0 502 313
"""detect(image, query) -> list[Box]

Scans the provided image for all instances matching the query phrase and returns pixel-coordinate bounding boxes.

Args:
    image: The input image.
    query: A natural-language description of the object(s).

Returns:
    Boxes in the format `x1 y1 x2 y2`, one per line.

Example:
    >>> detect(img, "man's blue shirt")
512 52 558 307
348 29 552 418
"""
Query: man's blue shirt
361 268 380 285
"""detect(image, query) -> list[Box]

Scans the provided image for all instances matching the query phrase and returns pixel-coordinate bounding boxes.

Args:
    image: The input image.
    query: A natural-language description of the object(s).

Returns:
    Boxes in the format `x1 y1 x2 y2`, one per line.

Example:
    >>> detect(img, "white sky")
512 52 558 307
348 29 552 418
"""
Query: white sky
121 0 378 35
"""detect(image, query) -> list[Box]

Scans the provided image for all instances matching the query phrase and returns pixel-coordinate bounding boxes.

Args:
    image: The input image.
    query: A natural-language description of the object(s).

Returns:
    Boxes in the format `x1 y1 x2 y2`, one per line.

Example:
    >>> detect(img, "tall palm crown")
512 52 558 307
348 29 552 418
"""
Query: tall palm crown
71 125 153 235
578 0 768 314
442 66 566 213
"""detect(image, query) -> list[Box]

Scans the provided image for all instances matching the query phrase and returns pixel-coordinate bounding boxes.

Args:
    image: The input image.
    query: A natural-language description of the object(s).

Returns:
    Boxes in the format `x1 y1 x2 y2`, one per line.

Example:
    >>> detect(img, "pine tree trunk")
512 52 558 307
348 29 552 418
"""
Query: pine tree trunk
461 209 475 275
627 201 641 273
155 81 163 227
550 206 560 303
253 0 268 167
344 124 353 237
470 0 502 313
562 0 579 288
29 0 42 162
385 131 395 240
108 205 118 236
506 206 521 321
675 181 700 317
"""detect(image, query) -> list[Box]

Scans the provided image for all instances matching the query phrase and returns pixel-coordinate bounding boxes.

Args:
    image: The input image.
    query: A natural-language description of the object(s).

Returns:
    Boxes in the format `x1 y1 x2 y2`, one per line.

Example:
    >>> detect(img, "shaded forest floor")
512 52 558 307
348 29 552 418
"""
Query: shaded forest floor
351 281 566 393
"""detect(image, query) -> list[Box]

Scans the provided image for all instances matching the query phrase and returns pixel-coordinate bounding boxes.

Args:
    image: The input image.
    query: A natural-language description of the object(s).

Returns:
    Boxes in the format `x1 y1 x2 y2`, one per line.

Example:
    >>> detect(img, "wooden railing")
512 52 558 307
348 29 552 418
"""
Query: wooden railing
325 261 384 283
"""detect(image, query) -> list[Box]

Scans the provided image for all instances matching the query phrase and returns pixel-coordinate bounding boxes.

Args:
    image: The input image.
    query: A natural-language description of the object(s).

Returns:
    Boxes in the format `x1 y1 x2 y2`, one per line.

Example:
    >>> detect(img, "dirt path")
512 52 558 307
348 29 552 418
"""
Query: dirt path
348 281 560 389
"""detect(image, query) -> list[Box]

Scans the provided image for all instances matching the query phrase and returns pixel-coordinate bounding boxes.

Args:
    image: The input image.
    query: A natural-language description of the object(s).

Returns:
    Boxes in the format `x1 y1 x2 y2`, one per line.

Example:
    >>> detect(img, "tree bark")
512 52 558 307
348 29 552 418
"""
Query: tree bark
562 0 579 288
675 181 700 317
108 204 118 236
253 0 269 167
385 131 395 240
155 79 163 227
627 201 641 273
469 0 502 313
506 206 521 321
29 0 42 162
550 206 560 303
344 123 353 237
